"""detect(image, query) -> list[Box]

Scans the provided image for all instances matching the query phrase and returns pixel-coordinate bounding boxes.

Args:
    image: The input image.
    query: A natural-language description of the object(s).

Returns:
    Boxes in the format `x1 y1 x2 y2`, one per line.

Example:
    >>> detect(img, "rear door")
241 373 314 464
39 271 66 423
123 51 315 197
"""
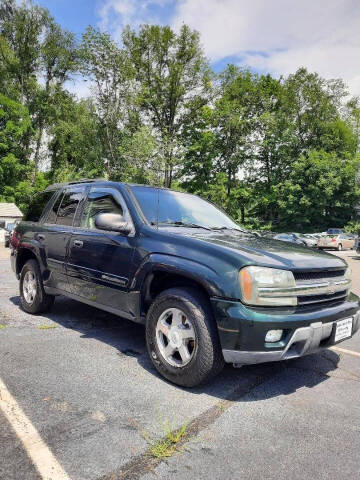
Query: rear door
42 186 85 292
339 234 349 249
66 186 135 316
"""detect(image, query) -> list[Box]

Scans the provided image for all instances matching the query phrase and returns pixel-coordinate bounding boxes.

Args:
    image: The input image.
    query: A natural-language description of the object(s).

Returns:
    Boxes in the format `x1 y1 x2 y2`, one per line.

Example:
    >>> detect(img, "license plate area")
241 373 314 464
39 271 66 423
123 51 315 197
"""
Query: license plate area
334 317 353 342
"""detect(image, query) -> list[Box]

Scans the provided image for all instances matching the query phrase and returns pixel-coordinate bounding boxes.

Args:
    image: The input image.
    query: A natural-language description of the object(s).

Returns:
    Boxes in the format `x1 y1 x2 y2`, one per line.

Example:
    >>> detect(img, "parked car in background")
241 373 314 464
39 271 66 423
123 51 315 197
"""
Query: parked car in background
318 233 355 251
4 222 18 248
292 233 317 247
10 180 360 387
327 228 343 235
273 233 306 246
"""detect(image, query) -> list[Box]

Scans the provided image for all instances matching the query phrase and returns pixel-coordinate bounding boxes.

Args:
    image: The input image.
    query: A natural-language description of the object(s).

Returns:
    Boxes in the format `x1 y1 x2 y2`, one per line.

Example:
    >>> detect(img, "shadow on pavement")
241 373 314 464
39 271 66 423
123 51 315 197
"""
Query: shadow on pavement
9 294 340 400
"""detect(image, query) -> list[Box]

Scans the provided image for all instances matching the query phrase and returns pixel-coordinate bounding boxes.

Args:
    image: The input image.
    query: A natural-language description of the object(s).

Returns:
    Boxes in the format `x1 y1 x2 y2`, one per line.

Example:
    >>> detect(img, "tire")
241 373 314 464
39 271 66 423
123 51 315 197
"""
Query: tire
337 243 342 251
146 287 224 387
4 241 9 248
20 259 55 314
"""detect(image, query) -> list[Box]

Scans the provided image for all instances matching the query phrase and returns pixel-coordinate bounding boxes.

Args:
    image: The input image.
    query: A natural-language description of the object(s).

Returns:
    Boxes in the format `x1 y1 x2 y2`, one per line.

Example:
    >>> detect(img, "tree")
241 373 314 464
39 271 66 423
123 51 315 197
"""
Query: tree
0 0 47 104
48 93 104 181
33 19 78 175
80 26 135 179
123 24 212 187
277 150 360 231
0 93 32 194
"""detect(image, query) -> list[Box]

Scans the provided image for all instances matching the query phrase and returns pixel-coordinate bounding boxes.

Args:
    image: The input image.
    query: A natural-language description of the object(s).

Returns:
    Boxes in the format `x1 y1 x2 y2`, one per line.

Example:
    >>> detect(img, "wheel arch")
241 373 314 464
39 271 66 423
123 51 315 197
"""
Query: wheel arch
136 254 221 316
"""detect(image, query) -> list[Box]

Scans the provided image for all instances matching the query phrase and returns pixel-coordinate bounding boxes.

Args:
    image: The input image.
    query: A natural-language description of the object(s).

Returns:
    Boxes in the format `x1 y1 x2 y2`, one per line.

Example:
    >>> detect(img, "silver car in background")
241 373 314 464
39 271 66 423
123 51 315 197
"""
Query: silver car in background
318 233 356 251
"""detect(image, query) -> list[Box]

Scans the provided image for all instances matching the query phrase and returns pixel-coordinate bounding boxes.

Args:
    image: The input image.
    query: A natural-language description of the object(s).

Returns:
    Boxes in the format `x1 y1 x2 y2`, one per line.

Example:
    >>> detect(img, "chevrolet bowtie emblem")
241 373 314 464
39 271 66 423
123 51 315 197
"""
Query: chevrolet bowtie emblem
327 284 336 295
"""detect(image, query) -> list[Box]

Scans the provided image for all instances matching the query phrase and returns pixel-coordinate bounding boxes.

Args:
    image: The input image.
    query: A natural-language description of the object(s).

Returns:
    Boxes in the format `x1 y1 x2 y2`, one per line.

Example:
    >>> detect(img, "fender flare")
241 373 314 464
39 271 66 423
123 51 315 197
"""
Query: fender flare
132 253 222 298
16 241 46 276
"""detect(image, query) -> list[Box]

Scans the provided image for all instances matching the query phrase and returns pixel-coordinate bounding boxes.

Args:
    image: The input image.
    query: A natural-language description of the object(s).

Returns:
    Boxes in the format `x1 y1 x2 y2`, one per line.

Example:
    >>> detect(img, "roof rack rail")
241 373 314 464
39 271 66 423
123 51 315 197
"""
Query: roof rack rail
67 178 106 185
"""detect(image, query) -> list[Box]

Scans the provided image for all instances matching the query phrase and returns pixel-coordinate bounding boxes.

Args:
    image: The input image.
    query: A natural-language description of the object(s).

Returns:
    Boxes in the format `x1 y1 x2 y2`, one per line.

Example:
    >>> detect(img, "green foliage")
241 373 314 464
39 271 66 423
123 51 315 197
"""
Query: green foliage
344 221 360 235
123 24 212 187
277 151 360 231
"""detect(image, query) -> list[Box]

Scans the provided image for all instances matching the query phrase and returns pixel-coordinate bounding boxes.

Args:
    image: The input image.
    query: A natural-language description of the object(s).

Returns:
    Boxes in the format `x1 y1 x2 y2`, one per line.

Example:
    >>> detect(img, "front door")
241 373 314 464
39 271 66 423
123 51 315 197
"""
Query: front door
66 186 135 317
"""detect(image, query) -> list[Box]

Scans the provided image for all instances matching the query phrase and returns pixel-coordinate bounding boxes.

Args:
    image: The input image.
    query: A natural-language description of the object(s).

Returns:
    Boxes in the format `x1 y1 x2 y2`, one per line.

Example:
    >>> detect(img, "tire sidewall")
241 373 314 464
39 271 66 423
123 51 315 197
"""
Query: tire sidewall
20 260 48 314
146 288 222 387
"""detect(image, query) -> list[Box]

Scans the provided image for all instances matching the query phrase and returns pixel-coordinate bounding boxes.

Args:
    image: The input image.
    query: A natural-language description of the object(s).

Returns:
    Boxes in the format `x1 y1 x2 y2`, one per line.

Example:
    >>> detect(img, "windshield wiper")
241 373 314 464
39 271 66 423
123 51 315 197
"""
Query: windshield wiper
211 226 248 233
152 221 212 230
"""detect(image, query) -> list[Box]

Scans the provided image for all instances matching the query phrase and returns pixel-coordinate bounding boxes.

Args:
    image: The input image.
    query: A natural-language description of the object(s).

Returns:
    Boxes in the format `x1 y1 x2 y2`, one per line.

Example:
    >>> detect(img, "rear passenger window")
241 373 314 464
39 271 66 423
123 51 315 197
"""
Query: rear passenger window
46 192 64 224
56 190 83 226
24 191 55 222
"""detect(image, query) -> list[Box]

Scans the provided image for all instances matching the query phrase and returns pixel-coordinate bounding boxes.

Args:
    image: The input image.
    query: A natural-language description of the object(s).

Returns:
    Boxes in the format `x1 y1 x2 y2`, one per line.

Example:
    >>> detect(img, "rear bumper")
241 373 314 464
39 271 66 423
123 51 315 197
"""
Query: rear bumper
211 294 360 365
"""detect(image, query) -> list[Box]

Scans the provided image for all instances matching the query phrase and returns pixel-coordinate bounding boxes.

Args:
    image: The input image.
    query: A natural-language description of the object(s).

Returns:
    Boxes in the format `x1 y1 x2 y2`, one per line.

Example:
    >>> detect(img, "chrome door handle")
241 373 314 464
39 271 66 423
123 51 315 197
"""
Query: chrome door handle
73 240 83 248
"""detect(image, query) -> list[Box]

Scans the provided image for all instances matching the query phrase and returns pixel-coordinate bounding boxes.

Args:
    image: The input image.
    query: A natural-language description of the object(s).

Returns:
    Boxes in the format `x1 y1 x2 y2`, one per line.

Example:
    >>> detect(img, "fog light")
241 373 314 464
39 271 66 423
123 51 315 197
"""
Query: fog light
265 329 283 343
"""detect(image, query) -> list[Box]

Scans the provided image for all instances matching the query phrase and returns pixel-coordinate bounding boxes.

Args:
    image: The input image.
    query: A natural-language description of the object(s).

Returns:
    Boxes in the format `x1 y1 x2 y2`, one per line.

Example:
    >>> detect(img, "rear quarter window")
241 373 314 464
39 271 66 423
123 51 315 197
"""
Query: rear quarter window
24 191 55 222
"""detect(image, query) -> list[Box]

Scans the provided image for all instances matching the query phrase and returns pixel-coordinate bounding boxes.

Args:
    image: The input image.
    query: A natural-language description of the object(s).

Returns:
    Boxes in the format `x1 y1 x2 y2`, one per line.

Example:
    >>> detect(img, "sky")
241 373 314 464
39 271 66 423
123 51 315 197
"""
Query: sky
37 0 360 97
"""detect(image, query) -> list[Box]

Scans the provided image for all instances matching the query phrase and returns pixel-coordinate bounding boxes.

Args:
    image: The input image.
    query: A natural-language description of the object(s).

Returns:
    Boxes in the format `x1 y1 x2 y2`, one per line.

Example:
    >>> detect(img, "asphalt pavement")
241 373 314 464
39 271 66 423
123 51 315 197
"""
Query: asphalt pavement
0 246 359 480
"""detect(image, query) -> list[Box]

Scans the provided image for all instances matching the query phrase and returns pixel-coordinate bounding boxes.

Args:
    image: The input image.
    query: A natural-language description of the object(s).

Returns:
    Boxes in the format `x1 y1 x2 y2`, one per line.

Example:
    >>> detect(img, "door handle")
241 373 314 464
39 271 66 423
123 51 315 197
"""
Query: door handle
73 240 83 248
37 234 45 241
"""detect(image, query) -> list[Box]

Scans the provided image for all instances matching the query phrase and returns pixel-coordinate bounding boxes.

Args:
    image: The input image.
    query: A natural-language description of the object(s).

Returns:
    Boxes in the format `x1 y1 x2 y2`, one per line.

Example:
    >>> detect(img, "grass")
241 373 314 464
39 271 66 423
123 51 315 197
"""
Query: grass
0 324 5 329
39 324 57 329
148 422 188 459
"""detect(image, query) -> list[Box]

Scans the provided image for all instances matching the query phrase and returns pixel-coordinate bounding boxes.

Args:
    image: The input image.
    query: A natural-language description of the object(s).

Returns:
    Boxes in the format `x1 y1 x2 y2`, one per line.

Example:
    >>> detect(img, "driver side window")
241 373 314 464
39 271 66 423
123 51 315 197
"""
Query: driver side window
80 189 123 229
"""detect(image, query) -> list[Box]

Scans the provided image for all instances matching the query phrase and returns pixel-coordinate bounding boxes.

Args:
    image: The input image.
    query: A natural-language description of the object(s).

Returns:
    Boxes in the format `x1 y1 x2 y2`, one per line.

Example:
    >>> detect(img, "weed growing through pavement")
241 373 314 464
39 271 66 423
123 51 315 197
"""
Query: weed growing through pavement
144 421 188 459
0 324 5 329
39 324 57 329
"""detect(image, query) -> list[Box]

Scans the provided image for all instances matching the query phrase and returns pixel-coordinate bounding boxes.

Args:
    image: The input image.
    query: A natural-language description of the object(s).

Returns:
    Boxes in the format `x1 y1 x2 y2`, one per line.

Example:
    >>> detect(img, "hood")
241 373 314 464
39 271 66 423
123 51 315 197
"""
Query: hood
167 228 347 270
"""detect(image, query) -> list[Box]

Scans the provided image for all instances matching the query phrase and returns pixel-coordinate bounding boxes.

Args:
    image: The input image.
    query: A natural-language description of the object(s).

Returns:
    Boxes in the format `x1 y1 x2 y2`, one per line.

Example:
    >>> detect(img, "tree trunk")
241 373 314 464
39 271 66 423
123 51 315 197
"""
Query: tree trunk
241 205 245 224
32 120 44 184
227 168 232 196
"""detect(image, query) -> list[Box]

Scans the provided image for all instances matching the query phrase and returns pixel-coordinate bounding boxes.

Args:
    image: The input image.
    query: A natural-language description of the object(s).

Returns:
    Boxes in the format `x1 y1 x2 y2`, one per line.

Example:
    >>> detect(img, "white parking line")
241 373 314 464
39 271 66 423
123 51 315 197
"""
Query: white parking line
0 377 70 480
330 346 360 358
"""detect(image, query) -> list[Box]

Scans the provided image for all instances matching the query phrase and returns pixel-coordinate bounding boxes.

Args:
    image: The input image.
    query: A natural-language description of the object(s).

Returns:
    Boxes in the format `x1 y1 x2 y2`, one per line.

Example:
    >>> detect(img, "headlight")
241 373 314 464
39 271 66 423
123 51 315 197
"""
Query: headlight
239 266 297 306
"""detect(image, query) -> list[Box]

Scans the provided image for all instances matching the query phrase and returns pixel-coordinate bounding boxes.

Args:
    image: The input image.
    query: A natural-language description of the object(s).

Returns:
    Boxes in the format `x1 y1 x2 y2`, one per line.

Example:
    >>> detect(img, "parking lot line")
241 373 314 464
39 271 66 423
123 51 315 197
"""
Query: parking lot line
0 377 70 480
330 346 360 358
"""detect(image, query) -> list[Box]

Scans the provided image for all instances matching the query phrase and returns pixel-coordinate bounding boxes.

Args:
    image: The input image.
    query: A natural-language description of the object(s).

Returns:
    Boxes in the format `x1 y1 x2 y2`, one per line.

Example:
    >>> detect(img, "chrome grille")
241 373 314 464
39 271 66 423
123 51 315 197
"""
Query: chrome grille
294 269 348 306
297 290 348 306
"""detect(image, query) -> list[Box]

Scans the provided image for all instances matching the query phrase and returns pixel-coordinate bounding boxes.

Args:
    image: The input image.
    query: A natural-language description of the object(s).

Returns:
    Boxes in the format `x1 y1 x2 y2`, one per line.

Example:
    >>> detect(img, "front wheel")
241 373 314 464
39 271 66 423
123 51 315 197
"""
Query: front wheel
146 287 224 387
20 260 55 314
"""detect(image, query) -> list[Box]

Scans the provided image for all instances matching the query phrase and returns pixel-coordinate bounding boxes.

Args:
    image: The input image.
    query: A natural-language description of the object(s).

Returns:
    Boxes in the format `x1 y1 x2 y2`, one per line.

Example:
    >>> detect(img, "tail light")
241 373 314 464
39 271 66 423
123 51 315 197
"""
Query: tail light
331 238 336 242
11 230 20 248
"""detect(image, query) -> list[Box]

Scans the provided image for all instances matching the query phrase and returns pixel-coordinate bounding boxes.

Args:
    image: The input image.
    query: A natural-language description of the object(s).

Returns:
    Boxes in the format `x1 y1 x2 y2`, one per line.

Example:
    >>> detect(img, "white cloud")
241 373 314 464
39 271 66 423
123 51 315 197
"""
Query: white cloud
98 0 173 40
96 0 360 95
171 0 360 94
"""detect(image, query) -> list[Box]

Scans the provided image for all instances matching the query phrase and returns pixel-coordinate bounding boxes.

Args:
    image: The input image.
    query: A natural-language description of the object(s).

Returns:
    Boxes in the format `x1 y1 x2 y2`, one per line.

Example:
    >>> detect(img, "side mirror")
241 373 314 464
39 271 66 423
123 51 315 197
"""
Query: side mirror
95 212 132 235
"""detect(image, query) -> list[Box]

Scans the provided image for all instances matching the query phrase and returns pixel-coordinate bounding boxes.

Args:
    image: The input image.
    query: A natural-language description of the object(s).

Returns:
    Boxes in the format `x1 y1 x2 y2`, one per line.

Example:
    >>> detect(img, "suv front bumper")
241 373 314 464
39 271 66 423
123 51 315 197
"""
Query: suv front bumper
211 294 360 365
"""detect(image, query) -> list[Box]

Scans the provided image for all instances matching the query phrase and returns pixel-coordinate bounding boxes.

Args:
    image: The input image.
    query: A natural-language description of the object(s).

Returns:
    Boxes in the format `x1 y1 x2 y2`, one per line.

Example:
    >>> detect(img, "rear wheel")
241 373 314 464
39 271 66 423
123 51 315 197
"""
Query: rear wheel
337 243 342 251
146 287 224 387
20 260 54 314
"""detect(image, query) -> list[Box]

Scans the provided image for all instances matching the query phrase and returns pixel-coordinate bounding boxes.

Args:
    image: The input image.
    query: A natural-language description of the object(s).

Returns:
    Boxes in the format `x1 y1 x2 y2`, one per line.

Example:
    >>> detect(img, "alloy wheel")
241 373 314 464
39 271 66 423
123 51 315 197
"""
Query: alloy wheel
155 308 196 367
23 270 37 304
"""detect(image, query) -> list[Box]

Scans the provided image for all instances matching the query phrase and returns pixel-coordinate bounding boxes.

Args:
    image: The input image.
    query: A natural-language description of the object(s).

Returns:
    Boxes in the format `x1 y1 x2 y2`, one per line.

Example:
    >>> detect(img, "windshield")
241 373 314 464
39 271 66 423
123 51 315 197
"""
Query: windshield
130 186 240 230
